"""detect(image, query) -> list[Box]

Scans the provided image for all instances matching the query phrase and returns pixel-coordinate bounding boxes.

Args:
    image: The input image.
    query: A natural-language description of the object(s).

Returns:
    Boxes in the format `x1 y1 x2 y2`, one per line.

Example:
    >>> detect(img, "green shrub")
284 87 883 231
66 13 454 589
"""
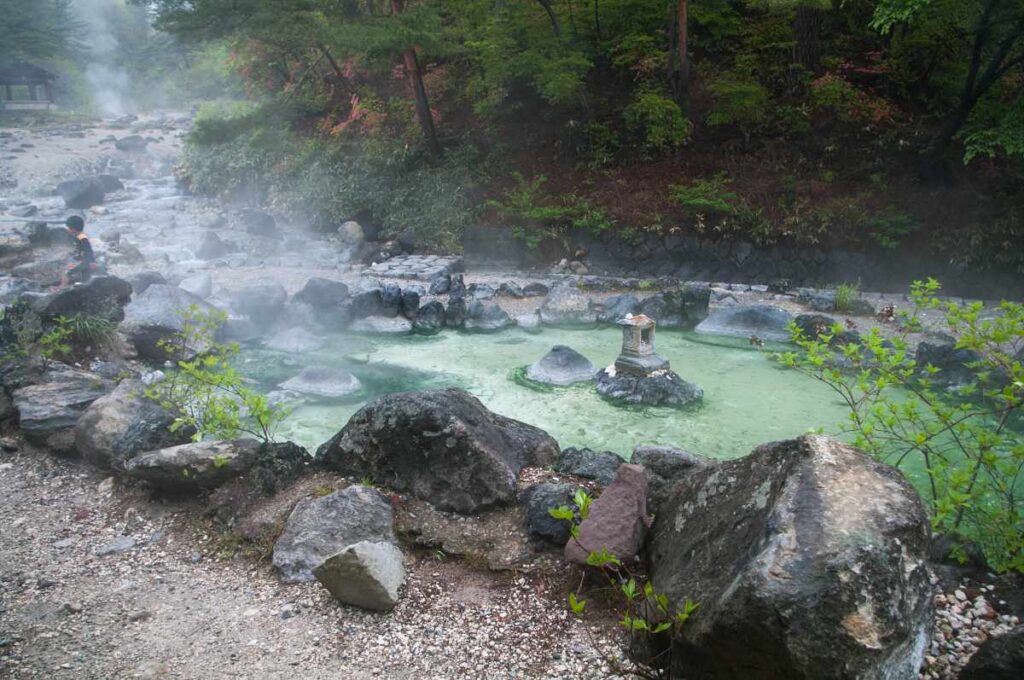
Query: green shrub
146 306 289 443
705 72 770 139
670 174 737 215
834 281 861 312
779 279 1024 573
624 91 692 150
864 209 919 249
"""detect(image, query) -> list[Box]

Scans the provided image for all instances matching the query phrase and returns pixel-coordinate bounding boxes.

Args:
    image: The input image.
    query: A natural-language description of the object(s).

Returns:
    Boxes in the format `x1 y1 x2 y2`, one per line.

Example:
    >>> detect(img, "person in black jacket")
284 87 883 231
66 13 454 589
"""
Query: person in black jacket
58 215 96 288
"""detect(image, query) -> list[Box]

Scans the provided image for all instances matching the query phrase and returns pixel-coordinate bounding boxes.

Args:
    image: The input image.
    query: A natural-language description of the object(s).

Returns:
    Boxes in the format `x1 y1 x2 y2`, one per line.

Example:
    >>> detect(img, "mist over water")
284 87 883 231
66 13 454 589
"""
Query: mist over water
74 0 136 116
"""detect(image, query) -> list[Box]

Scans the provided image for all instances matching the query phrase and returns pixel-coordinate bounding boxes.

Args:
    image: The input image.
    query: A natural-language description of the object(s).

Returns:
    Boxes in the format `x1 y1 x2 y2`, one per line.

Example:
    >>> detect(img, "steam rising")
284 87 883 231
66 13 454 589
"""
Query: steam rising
74 0 135 116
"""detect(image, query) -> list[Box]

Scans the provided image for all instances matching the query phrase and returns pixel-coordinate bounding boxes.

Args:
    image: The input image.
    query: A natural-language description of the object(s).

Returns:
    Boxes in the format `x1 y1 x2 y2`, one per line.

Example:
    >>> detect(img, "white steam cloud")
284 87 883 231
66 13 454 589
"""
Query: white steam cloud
73 0 136 116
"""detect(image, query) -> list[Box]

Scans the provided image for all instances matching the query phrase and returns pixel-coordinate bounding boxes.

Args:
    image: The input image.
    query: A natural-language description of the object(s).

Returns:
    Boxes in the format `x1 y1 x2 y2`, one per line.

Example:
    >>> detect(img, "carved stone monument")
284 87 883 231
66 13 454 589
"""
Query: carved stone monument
614 314 669 376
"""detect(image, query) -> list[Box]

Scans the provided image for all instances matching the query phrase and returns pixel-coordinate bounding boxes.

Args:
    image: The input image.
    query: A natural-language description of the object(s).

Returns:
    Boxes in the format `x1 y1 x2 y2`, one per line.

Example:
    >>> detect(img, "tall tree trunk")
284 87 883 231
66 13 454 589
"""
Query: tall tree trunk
670 0 689 107
793 5 824 74
391 0 440 156
535 0 561 37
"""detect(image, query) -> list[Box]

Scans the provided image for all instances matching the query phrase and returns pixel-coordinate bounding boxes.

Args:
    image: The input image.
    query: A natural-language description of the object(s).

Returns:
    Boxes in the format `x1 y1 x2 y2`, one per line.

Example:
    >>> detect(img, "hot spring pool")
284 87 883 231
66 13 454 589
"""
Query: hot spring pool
235 327 853 460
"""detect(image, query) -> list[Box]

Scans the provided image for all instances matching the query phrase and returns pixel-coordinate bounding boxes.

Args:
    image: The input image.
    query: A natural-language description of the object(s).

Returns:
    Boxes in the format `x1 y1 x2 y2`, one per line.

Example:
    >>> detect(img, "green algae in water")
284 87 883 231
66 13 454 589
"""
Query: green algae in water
245 327 853 460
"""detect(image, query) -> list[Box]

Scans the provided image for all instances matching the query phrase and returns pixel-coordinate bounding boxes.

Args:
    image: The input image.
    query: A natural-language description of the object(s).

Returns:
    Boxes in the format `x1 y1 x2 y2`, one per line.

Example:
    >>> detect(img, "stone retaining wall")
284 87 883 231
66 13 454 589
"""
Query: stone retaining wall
463 226 1024 300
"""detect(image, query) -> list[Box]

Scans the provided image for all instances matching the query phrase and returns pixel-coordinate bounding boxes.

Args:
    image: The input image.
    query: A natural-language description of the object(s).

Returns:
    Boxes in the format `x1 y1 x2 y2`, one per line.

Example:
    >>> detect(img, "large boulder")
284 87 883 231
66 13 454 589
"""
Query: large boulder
74 379 191 471
647 435 934 680
526 346 596 386
124 439 264 492
56 177 105 209
539 285 597 326
242 210 281 239
12 366 114 453
292 277 349 309
178 272 212 299
114 134 148 152
630 444 712 513
317 388 560 514
695 304 795 342
595 368 703 408
444 296 468 328
126 271 166 296
636 283 710 329
915 339 980 388
564 463 648 564
313 541 405 612
272 484 396 583
26 276 132 323
278 366 362 398
464 301 514 332
0 233 33 269
121 284 216 361
230 283 288 330
959 625 1024 680
195 232 231 260
596 294 640 324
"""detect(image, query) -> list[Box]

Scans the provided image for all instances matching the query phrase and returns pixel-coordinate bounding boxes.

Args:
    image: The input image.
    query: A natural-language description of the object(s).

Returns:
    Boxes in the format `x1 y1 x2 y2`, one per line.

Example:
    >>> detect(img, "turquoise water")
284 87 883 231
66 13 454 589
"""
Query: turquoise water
236 327 852 460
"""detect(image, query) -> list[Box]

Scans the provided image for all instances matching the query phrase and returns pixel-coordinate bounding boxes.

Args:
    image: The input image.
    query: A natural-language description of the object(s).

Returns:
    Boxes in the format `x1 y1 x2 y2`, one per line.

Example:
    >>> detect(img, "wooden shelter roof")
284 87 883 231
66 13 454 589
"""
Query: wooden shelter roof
0 61 57 85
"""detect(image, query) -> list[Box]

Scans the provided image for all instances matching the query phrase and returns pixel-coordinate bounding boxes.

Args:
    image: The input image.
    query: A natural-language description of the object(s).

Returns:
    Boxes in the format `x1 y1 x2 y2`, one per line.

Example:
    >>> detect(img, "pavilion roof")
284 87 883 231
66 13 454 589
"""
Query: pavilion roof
0 61 57 85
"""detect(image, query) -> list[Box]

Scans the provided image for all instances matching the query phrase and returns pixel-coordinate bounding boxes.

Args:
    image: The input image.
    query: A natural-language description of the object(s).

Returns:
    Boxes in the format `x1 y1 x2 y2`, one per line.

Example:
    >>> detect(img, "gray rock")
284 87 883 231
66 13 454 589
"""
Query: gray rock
95 536 136 556
695 304 795 342
520 483 583 545
498 281 525 298
647 435 934 680
630 444 713 512
230 283 288 329
413 301 445 335
114 135 148 152
539 285 597 325
522 282 549 297
428 274 450 295
464 301 514 332
265 327 325 353
127 271 166 296
74 380 192 472
596 294 640 324
595 368 703 408
317 388 560 514
273 485 396 583
12 367 114 453
793 313 837 340
56 177 105 209
515 312 541 332
195 232 231 260
636 283 710 329
0 275 40 305
122 284 217 361
959 625 1024 680
468 283 496 300
278 366 362 398
444 296 467 328
292 278 349 309
349 315 412 334
564 464 647 564
25 276 132 323
553 447 623 486
242 210 281 239
178 272 212 299
124 439 263 492
526 346 596 386
400 286 422 318
313 540 405 611
915 339 980 388
380 283 402 317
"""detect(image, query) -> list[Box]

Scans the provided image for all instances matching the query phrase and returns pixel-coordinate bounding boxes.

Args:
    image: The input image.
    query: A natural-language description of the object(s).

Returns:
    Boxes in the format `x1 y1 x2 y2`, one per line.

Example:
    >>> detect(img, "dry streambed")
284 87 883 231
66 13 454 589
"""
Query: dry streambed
0 443 622 680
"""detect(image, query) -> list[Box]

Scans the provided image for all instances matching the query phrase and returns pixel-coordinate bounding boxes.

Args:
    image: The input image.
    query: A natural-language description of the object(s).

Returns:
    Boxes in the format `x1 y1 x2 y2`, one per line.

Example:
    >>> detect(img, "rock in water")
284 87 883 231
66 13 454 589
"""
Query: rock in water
56 177 105 209
178 272 212 299
114 135 148 152
959 625 1024 680
526 346 596 386
695 304 795 342
273 485 396 583
348 316 412 334
122 284 217 361
292 277 349 309
564 463 647 564
636 283 710 329
124 439 263 492
647 435 934 680
74 380 191 471
464 301 514 332
265 327 324 353
316 388 560 514
12 367 113 453
596 294 640 324
313 541 405 611
278 366 361 398
413 301 445 335
538 285 597 325
595 368 703 408
126 271 166 296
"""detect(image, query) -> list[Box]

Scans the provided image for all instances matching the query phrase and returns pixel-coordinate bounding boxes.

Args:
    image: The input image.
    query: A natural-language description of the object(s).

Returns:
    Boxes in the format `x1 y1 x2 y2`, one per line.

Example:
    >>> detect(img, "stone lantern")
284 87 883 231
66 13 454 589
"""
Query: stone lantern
615 314 670 376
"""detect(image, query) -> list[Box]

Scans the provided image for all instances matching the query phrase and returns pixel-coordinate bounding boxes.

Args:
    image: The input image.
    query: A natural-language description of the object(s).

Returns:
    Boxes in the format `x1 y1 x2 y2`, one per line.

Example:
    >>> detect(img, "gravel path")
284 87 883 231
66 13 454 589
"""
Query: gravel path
0 440 623 679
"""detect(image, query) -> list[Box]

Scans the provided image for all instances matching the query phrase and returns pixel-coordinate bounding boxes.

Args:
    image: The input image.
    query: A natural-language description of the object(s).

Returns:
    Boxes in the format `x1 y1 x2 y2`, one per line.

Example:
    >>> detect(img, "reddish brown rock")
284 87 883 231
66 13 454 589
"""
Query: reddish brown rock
564 463 647 564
